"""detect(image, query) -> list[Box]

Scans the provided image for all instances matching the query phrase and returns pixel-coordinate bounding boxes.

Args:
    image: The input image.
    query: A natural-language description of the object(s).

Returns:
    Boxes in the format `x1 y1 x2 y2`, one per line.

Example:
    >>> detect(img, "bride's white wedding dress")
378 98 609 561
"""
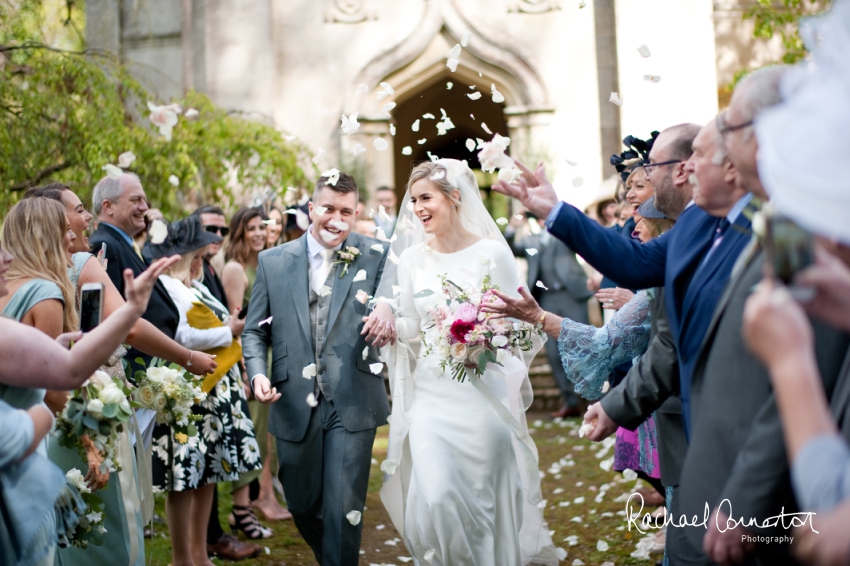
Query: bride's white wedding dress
380 237 557 566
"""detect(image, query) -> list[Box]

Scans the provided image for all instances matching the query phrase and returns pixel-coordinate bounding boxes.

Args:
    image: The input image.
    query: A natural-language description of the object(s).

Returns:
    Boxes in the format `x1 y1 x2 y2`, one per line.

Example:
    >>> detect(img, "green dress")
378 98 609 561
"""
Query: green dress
51 253 145 566
1 279 65 566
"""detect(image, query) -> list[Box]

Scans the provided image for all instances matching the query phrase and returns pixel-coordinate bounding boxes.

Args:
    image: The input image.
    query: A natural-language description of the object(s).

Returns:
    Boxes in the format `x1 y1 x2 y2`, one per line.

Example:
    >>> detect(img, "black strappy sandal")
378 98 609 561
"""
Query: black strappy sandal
228 504 273 539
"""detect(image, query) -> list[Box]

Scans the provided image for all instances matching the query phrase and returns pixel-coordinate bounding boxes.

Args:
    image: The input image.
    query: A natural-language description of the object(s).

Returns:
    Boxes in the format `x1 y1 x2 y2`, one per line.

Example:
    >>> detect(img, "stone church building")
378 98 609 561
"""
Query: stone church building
86 0 781 208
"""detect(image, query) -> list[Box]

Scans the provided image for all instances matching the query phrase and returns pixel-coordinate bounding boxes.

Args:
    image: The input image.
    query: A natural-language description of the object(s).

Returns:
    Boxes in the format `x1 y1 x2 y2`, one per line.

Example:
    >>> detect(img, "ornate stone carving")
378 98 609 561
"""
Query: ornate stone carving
508 0 561 14
324 0 376 24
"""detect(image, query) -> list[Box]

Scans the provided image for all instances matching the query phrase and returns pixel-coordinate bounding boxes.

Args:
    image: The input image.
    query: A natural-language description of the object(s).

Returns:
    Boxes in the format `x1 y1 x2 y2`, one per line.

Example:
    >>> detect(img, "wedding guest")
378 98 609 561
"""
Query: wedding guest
265 206 284 248
222 207 284 532
374 186 397 237
193 205 229 303
354 216 378 237
149 215 263 566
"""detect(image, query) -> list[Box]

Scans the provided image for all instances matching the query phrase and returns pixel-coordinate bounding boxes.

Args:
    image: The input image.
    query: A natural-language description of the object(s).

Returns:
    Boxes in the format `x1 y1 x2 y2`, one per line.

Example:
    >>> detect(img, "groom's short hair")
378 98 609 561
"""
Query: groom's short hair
314 172 359 202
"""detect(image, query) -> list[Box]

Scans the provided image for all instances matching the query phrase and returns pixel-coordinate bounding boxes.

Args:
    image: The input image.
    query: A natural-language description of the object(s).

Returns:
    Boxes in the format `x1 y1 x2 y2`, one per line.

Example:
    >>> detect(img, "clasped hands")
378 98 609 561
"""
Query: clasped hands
254 303 398 405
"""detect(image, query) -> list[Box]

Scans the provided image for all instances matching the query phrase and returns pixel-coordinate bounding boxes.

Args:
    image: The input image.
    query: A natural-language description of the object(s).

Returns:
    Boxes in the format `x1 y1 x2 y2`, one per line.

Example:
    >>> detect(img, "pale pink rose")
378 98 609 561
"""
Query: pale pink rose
455 302 478 324
355 290 369 304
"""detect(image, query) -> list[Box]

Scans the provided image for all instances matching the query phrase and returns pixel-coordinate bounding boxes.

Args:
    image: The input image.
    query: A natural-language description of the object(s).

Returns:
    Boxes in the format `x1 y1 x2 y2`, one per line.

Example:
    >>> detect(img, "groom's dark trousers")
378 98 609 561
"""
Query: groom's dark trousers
276 395 375 566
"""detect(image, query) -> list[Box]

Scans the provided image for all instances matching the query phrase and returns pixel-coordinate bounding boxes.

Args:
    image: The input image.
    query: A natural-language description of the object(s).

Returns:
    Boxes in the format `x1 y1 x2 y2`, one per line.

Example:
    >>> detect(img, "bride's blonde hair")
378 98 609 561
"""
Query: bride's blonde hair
2 198 79 332
406 161 475 210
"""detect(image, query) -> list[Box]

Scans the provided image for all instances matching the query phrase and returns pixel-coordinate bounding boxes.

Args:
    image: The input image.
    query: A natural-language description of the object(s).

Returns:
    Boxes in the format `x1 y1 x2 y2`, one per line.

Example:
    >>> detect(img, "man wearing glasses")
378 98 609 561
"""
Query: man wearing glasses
193 205 230 307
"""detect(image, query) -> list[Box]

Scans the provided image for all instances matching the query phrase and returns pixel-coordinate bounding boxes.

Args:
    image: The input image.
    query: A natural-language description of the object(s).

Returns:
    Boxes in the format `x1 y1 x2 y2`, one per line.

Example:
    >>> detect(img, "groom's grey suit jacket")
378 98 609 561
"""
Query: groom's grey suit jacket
242 232 391 443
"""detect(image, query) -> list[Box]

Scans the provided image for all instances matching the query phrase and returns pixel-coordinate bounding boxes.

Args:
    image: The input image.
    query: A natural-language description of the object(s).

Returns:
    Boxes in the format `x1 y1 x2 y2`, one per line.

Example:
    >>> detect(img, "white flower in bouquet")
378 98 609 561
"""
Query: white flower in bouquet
65 468 91 494
450 342 468 361
491 335 508 348
86 399 105 417
154 393 168 412
496 349 509 365
87 370 114 389
85 511 103 524
119 398 132 414
467 344 487 365
136 384 156 408
98 384 126 405
490 318 513 335
145 366 168 384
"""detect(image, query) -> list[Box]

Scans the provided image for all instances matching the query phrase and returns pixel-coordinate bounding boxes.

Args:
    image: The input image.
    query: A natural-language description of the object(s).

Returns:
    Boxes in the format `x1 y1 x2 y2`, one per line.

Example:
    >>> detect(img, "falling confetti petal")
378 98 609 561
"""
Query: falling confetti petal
424 550 436 563
496 217 509 226
346 510 361 525
602 381 610 393
565 158 578 166
314 206 328 216
168 174 180 187
461 30 472 47
373 138 388 151
418 138 427 145
321 168 341 186
184 108 199 119
285 135 296 141
149 219 168 244
430 170 446 181
381 102 396 118
295 209 310 230
491 84 505 104
526 248 538 256
436 117 455 136
465 138 477 152
446 58 459 72
446 82 453 90
578 0 587 7
401 146 412 155
302 363 317 379
341 112 360 135
318 286 332 297
353 269 367 282
609 92 623 106
637 44 651 58
389 124 396 136
118 151 136 168
376 81 395 101
422 113 435 119
306 393 318 407
477 133 513 172
481 122 493 135
498 167 521 184
102 164 122 180
370 244 384 253
643 74 661 83
572 177 584 187
259 316 273 327
358 83 370 93
467 91 482 101
312 148 325 164
362 346 369 360
351 143 366 157
449 44 461 59
536 281 549 291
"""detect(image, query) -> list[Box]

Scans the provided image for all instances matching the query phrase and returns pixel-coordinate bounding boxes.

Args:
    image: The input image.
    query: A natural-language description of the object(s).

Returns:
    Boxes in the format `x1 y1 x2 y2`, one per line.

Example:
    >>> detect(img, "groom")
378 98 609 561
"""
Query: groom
243 172 395 565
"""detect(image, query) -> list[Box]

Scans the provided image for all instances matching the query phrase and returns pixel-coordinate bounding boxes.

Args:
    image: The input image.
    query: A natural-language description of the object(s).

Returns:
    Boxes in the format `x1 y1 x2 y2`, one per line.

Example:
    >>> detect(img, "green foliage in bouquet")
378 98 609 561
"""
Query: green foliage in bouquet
128 357 205 440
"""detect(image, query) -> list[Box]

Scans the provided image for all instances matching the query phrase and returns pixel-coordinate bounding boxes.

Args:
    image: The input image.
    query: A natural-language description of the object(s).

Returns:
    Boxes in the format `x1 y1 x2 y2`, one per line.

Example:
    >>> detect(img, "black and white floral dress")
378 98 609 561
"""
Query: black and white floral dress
151 275 262 492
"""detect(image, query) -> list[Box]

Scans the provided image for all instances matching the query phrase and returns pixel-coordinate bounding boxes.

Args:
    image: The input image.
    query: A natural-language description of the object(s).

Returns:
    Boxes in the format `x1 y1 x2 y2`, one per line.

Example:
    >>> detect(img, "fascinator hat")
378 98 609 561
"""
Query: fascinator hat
756 1 850 245
610 131 660 183
147 214 222 258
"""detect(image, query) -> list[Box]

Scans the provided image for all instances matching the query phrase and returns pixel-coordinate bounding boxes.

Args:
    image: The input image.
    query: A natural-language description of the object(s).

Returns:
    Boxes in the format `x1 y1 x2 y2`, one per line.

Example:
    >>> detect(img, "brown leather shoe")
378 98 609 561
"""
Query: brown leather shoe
207 534 262 561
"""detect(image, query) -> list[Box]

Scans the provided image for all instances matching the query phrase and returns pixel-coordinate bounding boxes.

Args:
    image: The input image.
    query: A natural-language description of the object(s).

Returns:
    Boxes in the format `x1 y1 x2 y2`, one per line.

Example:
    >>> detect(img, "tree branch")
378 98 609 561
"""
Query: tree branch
9 162 74 190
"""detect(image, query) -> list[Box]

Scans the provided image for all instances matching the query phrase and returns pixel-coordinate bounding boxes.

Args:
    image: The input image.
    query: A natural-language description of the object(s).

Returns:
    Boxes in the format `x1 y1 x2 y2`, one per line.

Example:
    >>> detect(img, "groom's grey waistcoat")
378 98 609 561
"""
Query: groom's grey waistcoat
242 232 391 442
309 268 334 400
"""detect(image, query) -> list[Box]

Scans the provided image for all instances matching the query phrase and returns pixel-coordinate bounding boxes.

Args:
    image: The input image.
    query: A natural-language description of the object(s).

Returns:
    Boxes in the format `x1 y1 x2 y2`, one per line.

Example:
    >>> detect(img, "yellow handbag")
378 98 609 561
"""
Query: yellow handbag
186 301 243 393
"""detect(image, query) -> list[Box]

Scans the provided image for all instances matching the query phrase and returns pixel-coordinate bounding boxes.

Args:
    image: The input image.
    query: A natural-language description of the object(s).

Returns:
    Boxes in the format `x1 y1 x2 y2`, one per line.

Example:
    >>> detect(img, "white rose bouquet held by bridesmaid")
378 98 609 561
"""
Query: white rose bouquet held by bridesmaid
419 273 540 382
132 359 206 441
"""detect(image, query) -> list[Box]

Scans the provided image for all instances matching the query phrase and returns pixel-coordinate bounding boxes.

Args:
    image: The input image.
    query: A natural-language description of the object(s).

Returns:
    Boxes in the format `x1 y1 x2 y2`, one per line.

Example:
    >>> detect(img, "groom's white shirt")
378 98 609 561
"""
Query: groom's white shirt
306 226 342 291
250 226 343 387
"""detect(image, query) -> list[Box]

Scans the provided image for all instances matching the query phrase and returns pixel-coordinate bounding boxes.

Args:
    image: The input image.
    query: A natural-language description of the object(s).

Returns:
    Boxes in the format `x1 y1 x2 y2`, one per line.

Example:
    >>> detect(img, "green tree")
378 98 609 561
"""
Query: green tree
1 0 311 217
744 0 834 64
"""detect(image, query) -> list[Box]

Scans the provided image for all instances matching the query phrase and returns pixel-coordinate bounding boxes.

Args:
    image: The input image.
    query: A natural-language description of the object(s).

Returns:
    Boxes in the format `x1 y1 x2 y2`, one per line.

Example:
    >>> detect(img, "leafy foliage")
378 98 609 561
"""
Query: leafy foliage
0 0 312 217
743 0 834 65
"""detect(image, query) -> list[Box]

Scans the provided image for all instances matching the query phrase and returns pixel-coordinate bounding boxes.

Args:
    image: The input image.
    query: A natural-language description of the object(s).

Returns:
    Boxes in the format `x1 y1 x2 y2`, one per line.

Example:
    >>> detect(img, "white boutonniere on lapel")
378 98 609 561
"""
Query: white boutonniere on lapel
334 246 361 278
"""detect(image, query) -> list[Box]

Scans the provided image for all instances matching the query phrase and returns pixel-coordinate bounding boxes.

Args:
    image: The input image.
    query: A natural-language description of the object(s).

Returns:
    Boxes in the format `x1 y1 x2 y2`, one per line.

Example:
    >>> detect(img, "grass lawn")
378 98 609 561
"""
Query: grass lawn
144 415 663 565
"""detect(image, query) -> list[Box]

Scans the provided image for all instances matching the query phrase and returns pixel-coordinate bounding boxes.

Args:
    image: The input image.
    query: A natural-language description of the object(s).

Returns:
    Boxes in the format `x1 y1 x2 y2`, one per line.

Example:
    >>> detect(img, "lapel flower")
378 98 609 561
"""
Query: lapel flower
334 246 361 278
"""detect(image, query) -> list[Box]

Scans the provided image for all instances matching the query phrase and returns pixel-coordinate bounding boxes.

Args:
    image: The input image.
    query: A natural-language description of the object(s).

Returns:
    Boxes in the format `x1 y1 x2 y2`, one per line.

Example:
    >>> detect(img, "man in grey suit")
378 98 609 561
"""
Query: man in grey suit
244 173 395 565
507 214 593 416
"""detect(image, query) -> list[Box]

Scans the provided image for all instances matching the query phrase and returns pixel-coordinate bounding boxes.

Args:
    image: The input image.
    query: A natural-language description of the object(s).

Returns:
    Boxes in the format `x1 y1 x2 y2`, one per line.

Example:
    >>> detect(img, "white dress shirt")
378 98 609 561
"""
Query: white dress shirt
307 227 343 291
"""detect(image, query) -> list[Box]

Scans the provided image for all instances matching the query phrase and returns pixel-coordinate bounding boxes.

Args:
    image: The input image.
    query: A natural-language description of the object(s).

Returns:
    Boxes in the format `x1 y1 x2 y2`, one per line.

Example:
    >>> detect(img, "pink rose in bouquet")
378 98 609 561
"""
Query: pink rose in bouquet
455 302 478 323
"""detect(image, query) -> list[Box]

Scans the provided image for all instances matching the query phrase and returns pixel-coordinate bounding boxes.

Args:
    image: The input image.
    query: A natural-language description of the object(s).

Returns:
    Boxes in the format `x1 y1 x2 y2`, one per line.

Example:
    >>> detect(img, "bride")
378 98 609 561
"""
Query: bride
369 159 558 565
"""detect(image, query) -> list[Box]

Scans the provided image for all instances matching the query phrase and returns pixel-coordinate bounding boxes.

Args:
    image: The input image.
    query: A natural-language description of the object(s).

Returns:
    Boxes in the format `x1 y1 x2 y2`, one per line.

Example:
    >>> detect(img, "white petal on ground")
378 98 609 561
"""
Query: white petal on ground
449 44 461 59
259 316 273 327
351 143 366 157
418 138 427 145
422 113 436 119
600 456 614 471
446 58 459 72
358 83 370 93
401 146 412 155
574 496 585 504
564 535 579 545
102 164 123 180
412 119 420 132
572 177 584 187
345 510 362 525
609 92 624 106
637 44 652 58
536 281 549 291
384 539 398 546
446 81 453 90
373 138 388 151
321 168 341 186
117 151 136 168
184 108 199 119
572 560 584 566
302 363 317 379
399 557 413 563
481 122 493 135
352 269 367 282
643 74 661 83
597 540 609 552
341 112 360 135
491 84 505 104
570 516 582 523
495 217 508 226
306 393 318 407
318 286 332 297
424 549 436 563
554 548 568 560
148 219 168 244
362 346 369 360
623 468 638 481
526 248 538 256
312 148 326 164
467 91 482 101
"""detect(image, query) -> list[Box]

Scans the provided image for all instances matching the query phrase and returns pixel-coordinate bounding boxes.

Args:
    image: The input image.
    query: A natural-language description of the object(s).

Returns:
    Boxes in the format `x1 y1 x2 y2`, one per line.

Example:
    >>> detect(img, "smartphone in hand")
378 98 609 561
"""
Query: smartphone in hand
80 282 105 332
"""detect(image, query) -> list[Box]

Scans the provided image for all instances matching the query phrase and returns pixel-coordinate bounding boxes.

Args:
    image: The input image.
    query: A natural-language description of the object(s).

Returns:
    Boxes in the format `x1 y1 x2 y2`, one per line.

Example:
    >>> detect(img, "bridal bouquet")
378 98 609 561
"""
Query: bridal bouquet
420 274 539 383
132 359 206 439
55 370 134 473
58 468 107 549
